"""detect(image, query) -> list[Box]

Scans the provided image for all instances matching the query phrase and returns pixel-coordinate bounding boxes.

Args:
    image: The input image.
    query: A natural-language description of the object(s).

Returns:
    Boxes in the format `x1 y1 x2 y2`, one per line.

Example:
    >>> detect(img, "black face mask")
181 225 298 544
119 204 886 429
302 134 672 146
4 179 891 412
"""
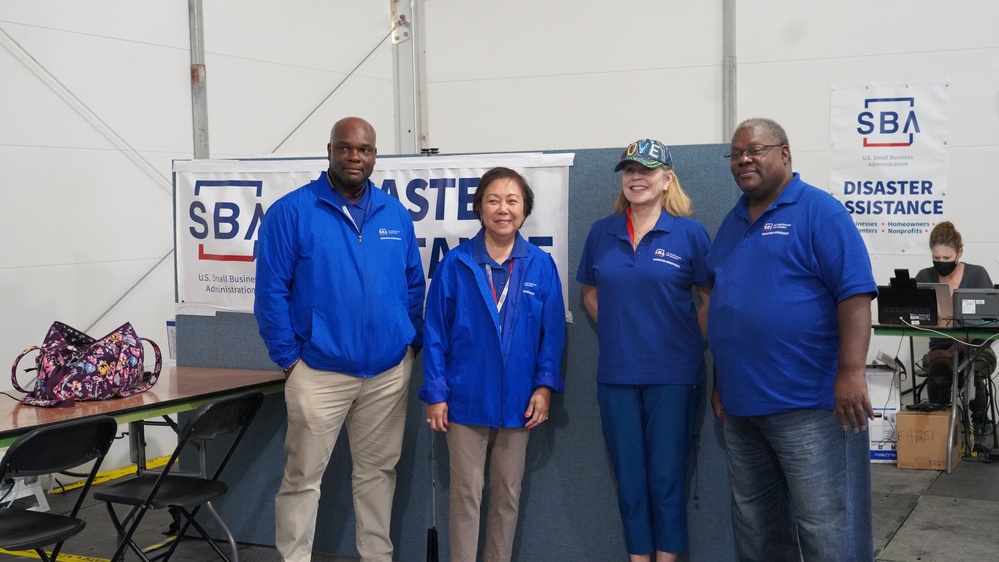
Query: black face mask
932 260 957 277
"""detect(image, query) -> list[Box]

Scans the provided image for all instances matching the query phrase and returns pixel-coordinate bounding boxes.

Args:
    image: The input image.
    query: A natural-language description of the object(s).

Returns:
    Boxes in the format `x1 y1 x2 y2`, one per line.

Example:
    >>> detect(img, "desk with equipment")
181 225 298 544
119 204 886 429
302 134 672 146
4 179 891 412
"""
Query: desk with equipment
875 270 999 473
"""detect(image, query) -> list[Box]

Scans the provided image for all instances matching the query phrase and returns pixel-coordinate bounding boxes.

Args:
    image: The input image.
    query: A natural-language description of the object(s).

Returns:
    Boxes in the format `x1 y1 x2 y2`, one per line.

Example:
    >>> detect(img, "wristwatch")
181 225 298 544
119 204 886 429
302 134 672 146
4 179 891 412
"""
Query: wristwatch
283 359 300 376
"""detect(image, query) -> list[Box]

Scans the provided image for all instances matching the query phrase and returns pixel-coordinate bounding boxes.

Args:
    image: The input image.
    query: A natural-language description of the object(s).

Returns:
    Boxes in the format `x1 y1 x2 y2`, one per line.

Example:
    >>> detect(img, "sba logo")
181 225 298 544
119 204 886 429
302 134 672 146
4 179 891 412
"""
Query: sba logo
188 180 264 262
856 97 920 147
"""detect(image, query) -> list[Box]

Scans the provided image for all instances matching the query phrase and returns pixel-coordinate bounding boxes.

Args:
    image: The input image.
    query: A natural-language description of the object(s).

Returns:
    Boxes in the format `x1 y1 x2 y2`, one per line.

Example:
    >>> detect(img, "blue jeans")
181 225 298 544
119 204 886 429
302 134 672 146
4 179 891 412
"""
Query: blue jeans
723 410 873 562
598 383 699 555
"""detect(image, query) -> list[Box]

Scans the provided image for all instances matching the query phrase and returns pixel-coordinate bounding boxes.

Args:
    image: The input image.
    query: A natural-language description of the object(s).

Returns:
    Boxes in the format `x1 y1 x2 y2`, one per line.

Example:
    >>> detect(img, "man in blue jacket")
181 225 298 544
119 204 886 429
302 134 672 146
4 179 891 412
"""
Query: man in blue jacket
254 116 425 562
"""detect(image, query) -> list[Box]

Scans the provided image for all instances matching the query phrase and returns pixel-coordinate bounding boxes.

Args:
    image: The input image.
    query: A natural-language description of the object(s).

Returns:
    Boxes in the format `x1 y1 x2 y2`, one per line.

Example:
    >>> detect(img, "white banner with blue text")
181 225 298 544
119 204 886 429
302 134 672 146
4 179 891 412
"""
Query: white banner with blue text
174 153 572 315
829 82 950 254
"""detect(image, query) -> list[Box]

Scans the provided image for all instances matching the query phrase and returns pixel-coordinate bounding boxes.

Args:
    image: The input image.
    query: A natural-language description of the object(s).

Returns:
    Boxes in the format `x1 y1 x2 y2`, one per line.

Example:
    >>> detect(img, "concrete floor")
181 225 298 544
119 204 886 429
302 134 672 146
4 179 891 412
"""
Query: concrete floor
873 456 999 561
4 458 999 561
3 416 999 561
0 481 358 562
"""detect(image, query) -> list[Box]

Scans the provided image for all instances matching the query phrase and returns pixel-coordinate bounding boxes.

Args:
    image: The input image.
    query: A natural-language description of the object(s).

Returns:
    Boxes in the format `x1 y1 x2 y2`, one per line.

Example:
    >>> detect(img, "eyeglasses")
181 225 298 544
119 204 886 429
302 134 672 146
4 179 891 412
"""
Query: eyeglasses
724 144 783 161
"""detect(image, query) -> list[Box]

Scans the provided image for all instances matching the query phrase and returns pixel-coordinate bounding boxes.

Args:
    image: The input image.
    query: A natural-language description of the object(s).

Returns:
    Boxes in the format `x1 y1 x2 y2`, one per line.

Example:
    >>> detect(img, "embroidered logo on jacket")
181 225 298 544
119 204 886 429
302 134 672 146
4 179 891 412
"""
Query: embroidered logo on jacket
523 281 537 296
378 228 402 241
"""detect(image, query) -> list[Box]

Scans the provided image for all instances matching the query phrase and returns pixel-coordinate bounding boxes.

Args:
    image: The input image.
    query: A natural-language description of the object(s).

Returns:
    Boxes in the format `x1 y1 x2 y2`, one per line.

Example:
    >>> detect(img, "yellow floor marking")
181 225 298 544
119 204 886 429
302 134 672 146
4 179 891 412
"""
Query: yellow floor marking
51 456 171 494
0 548 110 562
1 456 179 562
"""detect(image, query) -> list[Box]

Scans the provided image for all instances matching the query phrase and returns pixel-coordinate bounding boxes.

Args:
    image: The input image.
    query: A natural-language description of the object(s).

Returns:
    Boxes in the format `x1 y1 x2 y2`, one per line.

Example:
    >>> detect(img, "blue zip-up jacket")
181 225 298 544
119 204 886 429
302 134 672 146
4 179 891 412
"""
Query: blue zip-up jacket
254 173 425 376
418 231 565 428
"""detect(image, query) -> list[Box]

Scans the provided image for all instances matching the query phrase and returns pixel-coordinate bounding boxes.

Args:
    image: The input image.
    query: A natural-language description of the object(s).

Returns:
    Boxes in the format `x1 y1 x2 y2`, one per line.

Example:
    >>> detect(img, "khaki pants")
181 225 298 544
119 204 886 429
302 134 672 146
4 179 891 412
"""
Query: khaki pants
275 351 412 562
446 423 530 562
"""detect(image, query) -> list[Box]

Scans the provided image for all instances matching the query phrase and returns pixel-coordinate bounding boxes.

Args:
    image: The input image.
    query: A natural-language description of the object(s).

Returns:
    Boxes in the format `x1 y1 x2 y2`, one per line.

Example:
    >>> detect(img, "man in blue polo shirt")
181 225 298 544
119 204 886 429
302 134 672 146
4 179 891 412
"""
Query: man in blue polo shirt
707 118 877 562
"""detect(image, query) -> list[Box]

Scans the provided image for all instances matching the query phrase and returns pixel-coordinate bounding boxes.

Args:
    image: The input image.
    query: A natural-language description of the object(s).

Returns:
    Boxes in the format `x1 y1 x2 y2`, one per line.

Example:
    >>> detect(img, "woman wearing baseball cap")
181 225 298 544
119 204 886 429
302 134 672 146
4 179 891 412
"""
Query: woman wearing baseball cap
576 139 711 562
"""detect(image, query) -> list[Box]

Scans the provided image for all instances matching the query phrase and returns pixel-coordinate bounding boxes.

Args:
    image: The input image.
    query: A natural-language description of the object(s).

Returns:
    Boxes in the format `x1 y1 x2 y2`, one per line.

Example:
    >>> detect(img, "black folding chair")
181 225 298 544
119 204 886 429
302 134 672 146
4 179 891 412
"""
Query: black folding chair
0 415 118 562
94 391 264 562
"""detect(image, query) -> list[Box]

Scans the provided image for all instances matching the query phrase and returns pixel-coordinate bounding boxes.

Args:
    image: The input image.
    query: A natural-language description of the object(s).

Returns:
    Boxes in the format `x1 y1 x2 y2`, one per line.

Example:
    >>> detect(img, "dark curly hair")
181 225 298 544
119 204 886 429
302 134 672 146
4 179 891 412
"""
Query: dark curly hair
928 221 962 251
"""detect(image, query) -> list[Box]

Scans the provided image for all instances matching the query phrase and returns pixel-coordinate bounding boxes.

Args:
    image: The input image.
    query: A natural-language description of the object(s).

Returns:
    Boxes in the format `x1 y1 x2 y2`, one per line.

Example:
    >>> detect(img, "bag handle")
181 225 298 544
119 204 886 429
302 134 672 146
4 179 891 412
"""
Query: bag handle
10 346 41 394
132 337 163 392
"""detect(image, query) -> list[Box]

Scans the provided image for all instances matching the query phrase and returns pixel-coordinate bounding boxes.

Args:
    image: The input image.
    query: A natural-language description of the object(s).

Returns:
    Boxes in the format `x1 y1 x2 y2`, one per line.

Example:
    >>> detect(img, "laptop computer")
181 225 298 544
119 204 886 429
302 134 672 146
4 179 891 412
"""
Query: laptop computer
917 282 953 327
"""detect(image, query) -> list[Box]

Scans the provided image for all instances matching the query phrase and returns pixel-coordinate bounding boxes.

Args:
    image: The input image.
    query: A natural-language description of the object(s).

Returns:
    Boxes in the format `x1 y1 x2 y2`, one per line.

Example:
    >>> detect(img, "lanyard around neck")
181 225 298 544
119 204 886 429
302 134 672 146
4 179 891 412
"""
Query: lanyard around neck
484 259 515 314
624 206 648 248
626 206 636 246
626 206 659 248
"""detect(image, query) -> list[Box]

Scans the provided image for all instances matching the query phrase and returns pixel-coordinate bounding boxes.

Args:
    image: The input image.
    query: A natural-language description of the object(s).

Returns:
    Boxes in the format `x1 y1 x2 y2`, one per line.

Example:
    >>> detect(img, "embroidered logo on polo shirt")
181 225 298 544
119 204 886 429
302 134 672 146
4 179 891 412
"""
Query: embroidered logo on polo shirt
652 248 682 268
762 222 791 236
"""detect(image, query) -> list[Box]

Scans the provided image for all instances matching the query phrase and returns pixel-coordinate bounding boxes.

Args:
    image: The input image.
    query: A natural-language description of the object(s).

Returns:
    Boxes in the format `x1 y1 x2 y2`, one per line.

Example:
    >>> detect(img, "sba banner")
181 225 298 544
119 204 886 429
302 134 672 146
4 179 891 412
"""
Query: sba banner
829 82 950 254
174 152 573 314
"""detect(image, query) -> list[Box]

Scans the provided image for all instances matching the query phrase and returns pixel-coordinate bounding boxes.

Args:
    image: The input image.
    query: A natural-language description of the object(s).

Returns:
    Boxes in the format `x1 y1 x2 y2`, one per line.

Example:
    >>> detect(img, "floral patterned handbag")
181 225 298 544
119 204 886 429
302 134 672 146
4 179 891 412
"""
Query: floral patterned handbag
10 321 162 407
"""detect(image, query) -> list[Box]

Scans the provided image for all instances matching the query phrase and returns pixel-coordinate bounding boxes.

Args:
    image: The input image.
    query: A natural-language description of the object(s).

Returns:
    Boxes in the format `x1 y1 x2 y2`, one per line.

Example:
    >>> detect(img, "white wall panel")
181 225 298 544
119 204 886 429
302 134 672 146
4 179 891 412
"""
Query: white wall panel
0 45 114 149
205 52 395 157
2 147 172 268
0 1 189 48
201 0 389 71
428 67 722 153
1 20 193 153
736 1 998 62
424 0 724 148
942 146 999 248
426 0 720 81
202 0 396 156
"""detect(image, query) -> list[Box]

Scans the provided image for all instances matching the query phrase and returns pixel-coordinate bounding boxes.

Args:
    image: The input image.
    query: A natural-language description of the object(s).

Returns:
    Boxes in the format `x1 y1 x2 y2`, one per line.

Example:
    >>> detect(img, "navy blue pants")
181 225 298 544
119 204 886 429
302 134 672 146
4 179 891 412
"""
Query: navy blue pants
597 383 699 555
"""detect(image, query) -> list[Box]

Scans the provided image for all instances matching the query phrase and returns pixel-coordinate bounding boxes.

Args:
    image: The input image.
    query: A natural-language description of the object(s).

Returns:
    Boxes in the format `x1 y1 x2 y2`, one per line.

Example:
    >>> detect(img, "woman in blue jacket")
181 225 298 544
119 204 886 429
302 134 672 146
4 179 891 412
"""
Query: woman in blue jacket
419 166 565 562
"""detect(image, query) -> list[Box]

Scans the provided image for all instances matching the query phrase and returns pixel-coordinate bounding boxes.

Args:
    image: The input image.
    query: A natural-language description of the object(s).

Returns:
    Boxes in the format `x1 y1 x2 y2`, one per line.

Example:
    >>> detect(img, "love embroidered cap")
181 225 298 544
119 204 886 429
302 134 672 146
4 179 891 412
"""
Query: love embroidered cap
614 139 673 171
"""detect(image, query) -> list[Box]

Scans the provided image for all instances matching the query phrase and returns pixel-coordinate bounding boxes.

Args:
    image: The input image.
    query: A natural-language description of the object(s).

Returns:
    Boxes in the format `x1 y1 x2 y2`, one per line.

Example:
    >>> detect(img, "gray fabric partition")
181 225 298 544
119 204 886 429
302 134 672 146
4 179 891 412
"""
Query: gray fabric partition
176 144 738 561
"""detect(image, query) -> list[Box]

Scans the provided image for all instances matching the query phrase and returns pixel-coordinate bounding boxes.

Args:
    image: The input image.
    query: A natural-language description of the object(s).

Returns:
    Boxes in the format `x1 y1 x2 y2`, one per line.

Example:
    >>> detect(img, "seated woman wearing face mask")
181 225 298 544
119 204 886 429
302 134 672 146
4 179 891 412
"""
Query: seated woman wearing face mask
914 221 997 428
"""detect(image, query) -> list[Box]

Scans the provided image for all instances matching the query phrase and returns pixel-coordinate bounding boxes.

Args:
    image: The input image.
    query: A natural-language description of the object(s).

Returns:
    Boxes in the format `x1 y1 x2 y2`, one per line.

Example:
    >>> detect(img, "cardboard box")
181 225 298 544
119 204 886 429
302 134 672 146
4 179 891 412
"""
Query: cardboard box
867 365 900 463
896 409 960 470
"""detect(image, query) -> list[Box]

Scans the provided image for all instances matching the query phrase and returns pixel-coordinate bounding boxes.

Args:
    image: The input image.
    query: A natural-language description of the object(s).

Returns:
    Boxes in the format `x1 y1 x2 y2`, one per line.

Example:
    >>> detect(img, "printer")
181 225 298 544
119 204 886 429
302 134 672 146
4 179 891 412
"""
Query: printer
952 288 999 327
876 269 938 326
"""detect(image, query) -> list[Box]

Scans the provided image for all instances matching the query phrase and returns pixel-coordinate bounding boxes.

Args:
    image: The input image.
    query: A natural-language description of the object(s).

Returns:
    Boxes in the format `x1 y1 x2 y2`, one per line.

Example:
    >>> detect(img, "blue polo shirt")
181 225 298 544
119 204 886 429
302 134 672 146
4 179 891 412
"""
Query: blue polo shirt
577 209 711 385
328 173 371 232
706 173 877 416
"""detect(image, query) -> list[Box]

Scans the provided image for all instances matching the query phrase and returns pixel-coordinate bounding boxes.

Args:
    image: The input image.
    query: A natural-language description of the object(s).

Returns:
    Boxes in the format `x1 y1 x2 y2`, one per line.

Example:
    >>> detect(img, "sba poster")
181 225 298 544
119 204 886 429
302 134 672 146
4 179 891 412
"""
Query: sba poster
829 82 950 254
